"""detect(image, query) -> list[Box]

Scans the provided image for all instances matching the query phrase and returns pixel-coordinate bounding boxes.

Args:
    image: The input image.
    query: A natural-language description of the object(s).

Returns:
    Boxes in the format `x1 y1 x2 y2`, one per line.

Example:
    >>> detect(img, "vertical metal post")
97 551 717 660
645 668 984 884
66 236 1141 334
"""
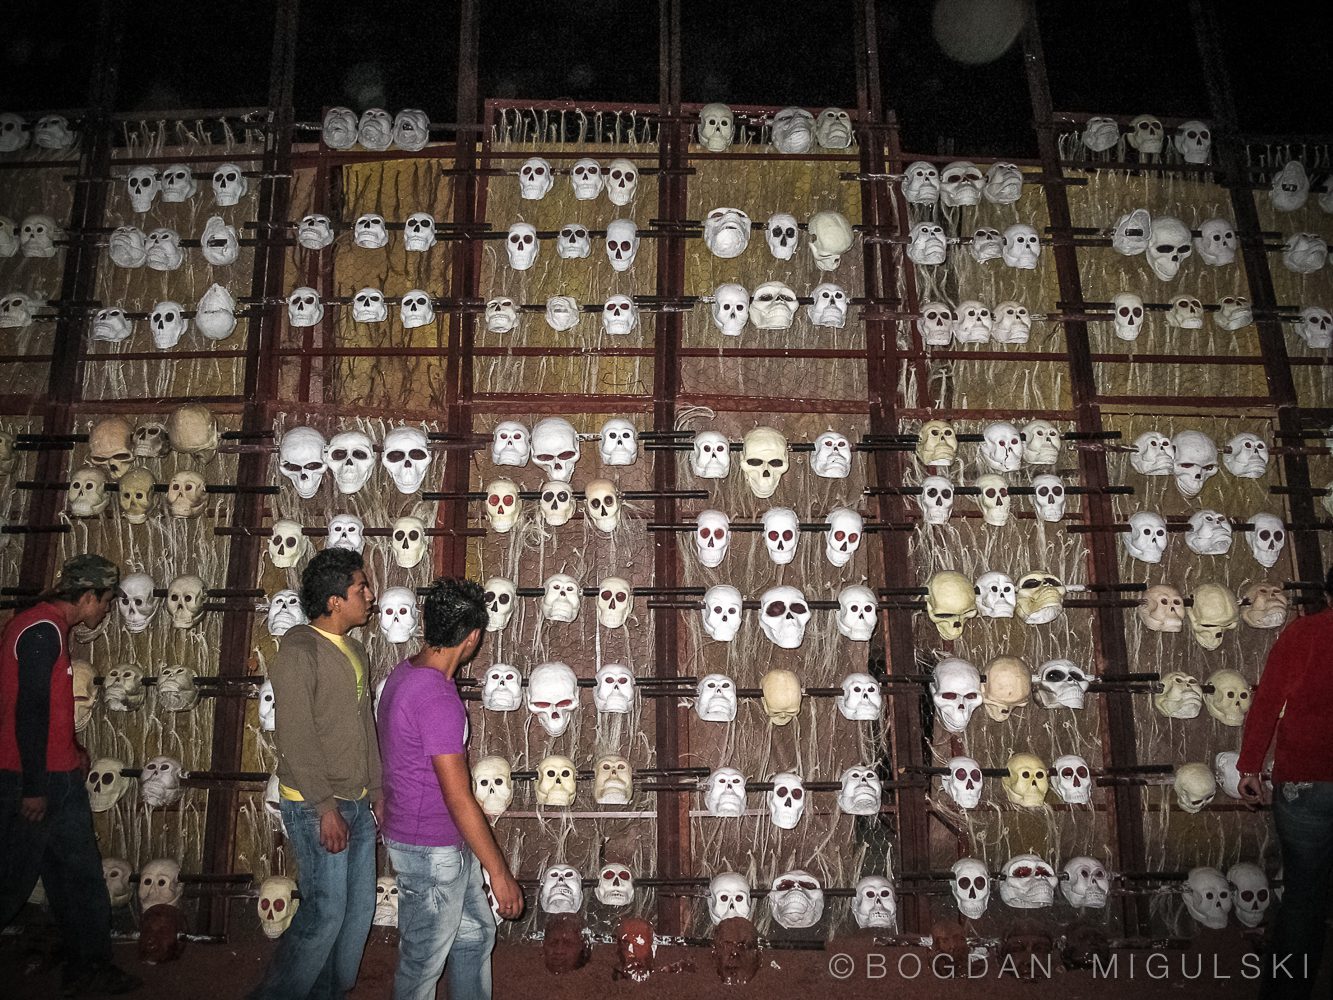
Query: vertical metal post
1019 2 1146 934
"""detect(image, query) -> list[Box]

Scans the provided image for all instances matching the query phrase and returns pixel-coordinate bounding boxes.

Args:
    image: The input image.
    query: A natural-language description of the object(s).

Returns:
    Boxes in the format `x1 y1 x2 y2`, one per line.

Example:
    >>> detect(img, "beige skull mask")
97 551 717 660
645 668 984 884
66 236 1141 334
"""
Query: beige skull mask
1204 669 1252 726
1001 752 1049 808
594 754 633 805
981 656 1031 721
1014 571 1066 625
87 416 135 478
1174 762 1216 813
71 659 97 732
740 426 789 498
1138 584 1185 632
472 756 513 817
166 403 219 460
535 755 577 807
760 668 802 725
925 571 977 640
1239 582 1288 629
1153 672 1203 719
117 467 157 523
915 420 958 467
1187 583 1238 650
166 470 208 517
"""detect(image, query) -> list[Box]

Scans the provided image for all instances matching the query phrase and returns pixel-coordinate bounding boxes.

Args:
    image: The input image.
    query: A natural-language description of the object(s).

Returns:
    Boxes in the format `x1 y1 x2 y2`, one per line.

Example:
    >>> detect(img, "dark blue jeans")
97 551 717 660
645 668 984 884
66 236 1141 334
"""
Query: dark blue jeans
0 769 113 968
247 796 377 1000
1261 781 1333 1000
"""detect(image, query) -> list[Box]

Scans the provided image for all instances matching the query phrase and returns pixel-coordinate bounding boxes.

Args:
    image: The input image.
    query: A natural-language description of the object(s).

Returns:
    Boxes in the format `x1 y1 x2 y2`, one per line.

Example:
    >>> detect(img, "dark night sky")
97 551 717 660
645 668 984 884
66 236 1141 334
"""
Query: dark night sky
2 0 1330 157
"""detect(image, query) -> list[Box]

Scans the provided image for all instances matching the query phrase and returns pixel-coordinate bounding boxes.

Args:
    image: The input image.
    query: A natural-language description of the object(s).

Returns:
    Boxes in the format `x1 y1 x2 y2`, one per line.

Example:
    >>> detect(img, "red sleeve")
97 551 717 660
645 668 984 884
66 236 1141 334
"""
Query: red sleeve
1237 620 1308 774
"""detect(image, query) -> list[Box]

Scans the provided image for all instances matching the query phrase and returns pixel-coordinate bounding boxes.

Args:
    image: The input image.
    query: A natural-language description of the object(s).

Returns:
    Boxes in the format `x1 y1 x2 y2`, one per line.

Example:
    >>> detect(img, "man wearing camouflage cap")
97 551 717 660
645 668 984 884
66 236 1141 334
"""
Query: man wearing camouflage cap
0 554 140 996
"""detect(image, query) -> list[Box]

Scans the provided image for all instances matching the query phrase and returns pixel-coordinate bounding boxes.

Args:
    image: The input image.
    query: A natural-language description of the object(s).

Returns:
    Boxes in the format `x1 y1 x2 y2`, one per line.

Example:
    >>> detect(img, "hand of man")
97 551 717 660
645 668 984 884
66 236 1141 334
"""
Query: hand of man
490 868 524 920
319 808 349 853
19 796 47 823
1237 773 1270 809
371 798 384 827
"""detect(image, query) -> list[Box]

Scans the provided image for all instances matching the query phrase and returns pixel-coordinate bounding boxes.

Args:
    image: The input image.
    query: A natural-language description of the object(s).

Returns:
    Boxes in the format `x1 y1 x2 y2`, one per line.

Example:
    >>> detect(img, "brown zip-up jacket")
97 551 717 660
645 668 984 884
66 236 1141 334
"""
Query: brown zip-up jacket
269 623 382 815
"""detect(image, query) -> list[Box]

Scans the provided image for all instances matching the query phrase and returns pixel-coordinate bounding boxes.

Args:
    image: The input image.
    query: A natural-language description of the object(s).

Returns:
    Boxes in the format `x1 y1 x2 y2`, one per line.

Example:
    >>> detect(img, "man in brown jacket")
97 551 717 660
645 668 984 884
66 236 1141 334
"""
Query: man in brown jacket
248 548 382 1000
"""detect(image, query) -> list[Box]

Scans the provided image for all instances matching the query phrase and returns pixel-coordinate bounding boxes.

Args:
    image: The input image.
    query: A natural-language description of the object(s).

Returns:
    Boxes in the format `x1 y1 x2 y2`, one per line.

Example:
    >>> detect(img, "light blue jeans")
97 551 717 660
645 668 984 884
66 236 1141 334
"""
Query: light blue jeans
247 797 377 1000
385 839 496 1000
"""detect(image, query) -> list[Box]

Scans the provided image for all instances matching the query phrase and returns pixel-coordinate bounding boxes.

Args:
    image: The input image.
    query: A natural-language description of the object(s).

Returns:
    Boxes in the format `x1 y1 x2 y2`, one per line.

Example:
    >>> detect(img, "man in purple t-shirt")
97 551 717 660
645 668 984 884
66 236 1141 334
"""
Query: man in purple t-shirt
377 578 523 1000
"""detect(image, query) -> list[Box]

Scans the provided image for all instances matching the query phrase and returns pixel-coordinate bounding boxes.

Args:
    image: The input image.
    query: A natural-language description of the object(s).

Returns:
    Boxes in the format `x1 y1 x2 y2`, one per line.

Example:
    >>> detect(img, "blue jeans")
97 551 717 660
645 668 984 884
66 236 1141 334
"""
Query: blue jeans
247 797 377 1000
0 770 113 968
385 839 495 1000
1261 781 1333 1000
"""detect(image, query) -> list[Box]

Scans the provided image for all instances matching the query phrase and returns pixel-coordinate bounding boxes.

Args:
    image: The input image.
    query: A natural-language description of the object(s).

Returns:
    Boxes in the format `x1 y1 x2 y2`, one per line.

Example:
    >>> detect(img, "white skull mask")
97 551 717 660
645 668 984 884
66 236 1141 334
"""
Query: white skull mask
266 590 307 637
596 862 634 903
539 866 583 912
1034 659 1092 709
1174 762 1216 813
481 666 522 711
1128 114 1164 153
108 226 146 267
86 758 128 812
139 859 184 910
149 301 187 349
1030 475 1066 521
483 578 516 631
916 420 957 466
530 418 580 481
583 479 620 532
1112 292 1145 340
1112 208 1152 256
970 227 1003 263
1174 120 1212 163
598 418 637 466
351 287 387 323
490 421 529 466
999 855 1057 909
930 658 982 732
984 161 1024 203
1214 751 1242 799
701 585 743 642
762 507 799 564
0 217 13 258
1223 433 1268 477
1183 868 1231 930
34 115 75 149
381 426 431 492
505 222 538 269
400 289 435 329
356 108 392 150
695 672 738 721
770 107 814 152
373 877 399 928
605 218 639 271
1227 863 1271 929
837 673 882 721
403 212 437 252
606 158 639 205
1021 420 1061 465
1130 430 1174 474
1122 511 1168 563
1062 858 1110 908
568 157 603 199
596 577 632 628
278 426 328 498
286 287 323 327
140 756 185 808
1002 224 1041 268
807 210 853 271
1051 755 1093 805
157 665 199 710
393 109 430 151
483 478 521 532
991 301 1031 344
740 426 788 497
926 572 978 638
1166 295 1203 329
327 513 365 553
764 212 799 260
269 520 313 568
104 664 146 711
555 222 590 259
1147 217 1193 280
748 282 798 330
103 858 134 908
698 102 735 150
593 665 635 714
195 283 237 340
710 284 749 335
200 214 239 266
1296 306 1333 349
807 283 849 329
902 161 939 204
257 678 276 731
211 163 247 206
768 772 806 829
707 873 750 924
1194 218 1237 265
940 160 984 206
126 167 161 212
974 571 1015 617
976 474 1009 526
540 575 581 623
759 587 810 649
91 307 132 343
951 858 991 918
377 587 418 643
1083 116 1120 151
1188 585 1240 651
690 430 731 478
526 662 579 735
769 871 824 929
980 421 1023 472
703 207 751 258
704 767 747 816
1171 430 1218 496
840 766 883 816
0 292 36 330
1247 512 1286 568
296 214 333 250
824 507 863 567
814 107 853 148
943 757 984 809
538 480 575 527
952 301 992 343
907 222 947 266
117 573 160 630
811 431 851 478
166 577 206 630
516 157 553 199
323 431 376 494
1153 671 1202 718
18 214 60 259
1282 233 1328 273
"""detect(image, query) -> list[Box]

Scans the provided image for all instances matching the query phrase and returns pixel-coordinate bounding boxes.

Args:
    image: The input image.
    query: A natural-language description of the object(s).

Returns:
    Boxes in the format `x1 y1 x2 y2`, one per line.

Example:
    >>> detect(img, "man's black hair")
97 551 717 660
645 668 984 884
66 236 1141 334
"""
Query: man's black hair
421 577 488 649
300 548 364 620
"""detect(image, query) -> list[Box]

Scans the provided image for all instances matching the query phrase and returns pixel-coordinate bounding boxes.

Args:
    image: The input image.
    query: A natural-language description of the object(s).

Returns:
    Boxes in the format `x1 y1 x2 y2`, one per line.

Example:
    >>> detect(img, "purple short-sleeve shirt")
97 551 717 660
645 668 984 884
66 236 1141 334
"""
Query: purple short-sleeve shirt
377 659 469 847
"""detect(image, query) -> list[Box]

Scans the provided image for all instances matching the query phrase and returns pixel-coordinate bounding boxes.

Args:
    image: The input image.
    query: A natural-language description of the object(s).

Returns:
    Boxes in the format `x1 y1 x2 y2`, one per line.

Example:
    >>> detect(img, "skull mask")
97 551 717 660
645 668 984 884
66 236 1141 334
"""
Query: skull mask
984 161 1024 203
1002 753 1049 808
769 870 823 929
982 656 1031 721
1128 114 1164 153
594 755 633 805
86 758 128 812
807 211 853 271
256 679 276 731
761 507 799 565
527 662 579 735
267 518 310 568
117 574 158 633
975 475 1011 526
166 576 206 630
598 418 637 466
583 478 620 533
764 212 799 260
158 665 198 710
1022 420 1062 465
200 214 239 266
596 577 632 629
770 107 814 153
1034 659 1092 709
535 760 577 808
1031 475 1066 521
1171 430 1218 496
1183 867 1231 929
1147 217 1192 280
373 877 399 928
400 289 435 329
926 572 978 639
1122 511 1168 563
951 858 991 918
67 468 110 518
980 421 1023 472
472 757 512 816
1154 671 1203 718
1297 306 1333 349
126 167 161 213
701 585 743 642
195 283 237 340
606 159 638 205
1227 863 1271 929
690 430 731 478
1130 430 1175 474
505 222 538 269
568 157 603 199
992 301 1032 344
1223 433 1269 478
918 475 955 524
350 287 386 324
517 157 553 199
740 426 788 497
1174 121 1211 163
286 287 323 328
710 284 749 335
836 585 878 641
1112 208 1152 256
999 855 1057 908
930 658 982 732
556 223 590 259
381 426 431 493
1083 117 1120 152
975 570 1016 617
758 590 810 650
1195 218 1237 265
266 590 307 637
916 420 957 466
593 665 635 714
698 103 735 151
490 421 529 466
952 301 992 343
1166 295 1203 329
483 479 520 530
815 107 853 148
808 283 849 329
1283 233 1328 273
140 756 185 808
482 578 516 631
104 664 146 711
602 295 639 335
1014 571 1066 625
530 418 579 482
839 766 882 816
605 218 639 271
88 417 134 478
596 863 634 905
703 207 751 259
538 480 574 527
1174 762 1216 813
760 668 803 723
838 673 882 721
278 427 328 498
907 222 947 266
19 214 61 259
704 767 747 817
1187 583 1240 650
149 301 187 349
1001 224 1040 268
824 507 862 567
940 160 984 205
356 108 392 149
140 859 184 910
34 115 75 149
403 212 437 252
749 282 798 329
108 226 146 267
970 227 1003 263
1139 585 1186 632
378 587 419 643
1240 582 1288 629
1217 295 1253 330
1112 292 1145 340
695 673 737 722
91 307 132 343
211 163 248 206
1204 668 1251 725
1061 857 1109 908
393 108 430 151
327 513 365 553
902 162 940 204
943 757 984 809
322 431 375 494
708 873 751 924
1052 755 1093 805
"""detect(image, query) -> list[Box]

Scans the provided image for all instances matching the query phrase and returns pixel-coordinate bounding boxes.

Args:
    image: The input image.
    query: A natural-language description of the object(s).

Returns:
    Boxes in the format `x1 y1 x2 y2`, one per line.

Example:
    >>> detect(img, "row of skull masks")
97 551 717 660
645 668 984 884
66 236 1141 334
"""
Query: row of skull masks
1119 509 1289 567
85 756 189 811
95 218 246 272
63 406 220 494
907 221 1042 268
117 162 251 210
69 662 204 717
1108 209 1333 279
0 112 78 151
60 285 242 344
1073 116 1212 161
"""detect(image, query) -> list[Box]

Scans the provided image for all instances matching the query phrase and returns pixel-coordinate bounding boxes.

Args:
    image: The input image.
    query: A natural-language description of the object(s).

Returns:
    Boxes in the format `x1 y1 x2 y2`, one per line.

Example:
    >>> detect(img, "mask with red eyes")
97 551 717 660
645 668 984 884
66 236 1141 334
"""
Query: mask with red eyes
483 478 521 532
694 509 730 568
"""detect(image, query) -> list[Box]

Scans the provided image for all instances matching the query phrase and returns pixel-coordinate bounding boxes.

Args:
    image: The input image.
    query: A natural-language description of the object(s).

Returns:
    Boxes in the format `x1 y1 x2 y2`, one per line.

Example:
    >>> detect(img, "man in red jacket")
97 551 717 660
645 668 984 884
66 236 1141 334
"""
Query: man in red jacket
0 555 140 996
1239 566 1333 1000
